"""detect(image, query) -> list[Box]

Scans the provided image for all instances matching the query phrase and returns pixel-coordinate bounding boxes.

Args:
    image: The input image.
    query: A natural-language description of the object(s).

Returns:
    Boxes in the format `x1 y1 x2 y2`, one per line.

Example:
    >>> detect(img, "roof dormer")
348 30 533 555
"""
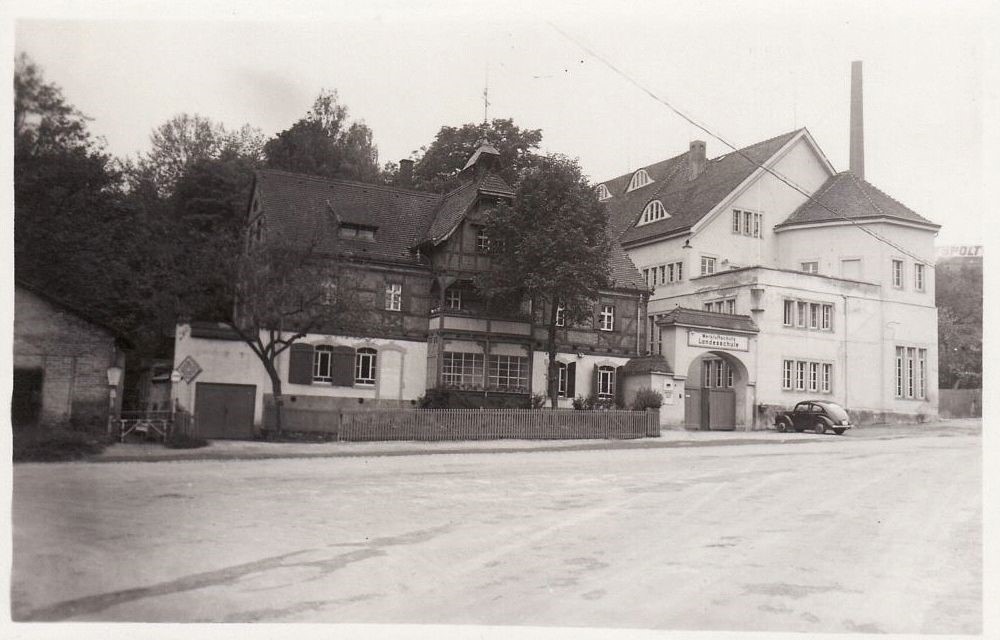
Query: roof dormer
596 183 612 201
637 200 670 225
626 169 653 192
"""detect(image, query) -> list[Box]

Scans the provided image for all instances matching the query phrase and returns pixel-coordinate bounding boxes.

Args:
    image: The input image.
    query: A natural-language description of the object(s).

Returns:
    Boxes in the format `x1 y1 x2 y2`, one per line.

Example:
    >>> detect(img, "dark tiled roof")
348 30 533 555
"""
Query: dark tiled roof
423 173 515 245
599 130 803 245
255 169 442 264
16 279 132 346
776 171 939 229
622 354 673 375
658 307 759 333
608 242 648 292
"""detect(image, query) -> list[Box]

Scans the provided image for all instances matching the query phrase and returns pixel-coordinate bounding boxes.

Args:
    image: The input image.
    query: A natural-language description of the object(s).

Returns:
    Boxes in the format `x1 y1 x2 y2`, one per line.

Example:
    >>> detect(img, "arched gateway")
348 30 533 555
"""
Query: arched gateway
654 308 759 430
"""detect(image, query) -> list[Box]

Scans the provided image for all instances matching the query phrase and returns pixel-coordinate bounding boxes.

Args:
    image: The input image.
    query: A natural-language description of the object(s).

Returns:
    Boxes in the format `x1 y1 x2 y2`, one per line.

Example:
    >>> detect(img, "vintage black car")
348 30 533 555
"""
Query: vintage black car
774 400 853 435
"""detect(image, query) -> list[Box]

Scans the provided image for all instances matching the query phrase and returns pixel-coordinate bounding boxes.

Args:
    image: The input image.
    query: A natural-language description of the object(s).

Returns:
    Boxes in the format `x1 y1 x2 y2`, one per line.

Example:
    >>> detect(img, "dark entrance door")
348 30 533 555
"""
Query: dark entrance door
194 383 256 439
12 368 44 427
708 388 736 430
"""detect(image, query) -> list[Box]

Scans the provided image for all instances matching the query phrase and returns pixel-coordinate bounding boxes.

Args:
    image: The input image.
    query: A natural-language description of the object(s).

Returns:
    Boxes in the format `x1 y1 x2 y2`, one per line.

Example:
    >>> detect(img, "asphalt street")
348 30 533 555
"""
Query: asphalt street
10 421 982 633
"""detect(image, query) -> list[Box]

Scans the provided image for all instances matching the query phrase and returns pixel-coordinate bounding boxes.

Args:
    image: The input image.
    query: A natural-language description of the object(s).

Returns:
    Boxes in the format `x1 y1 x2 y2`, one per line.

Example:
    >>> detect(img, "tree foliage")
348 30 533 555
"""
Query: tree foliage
263 90 380 182
411 118 543 192
477 155 612 407
936 261 982 389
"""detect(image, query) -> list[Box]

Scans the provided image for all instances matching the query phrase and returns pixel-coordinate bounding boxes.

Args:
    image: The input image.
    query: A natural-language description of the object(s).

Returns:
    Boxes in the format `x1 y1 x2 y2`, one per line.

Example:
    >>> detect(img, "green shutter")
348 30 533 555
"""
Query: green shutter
591 365 599 398
567 362 576 398
331 346 356 387
615 366 625 407
288 343 314 385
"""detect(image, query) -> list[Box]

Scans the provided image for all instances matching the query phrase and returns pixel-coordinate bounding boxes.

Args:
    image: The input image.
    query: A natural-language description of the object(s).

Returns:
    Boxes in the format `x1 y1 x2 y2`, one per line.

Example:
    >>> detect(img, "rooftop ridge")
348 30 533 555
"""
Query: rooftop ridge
847 171 886 217
256 168 443 200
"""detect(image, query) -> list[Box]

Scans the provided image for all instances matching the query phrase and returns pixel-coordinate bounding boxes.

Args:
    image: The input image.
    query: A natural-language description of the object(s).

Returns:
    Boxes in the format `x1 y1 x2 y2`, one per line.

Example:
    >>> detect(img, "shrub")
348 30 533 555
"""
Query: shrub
12 427 111 462
631 387 663 411
417 388 450 409
572 394 615 410
531 393 547 409
164 432 209 449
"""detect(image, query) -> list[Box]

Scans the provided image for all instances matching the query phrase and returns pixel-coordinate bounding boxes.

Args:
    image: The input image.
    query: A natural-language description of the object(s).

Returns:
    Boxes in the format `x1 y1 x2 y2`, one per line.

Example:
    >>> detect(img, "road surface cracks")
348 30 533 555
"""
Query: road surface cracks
14 524 452 622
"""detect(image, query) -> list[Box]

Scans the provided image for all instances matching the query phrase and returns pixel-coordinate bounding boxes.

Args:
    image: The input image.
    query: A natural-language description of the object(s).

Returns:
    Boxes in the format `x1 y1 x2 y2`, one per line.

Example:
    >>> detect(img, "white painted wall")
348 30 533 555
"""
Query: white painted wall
173 325 427 426
531 352 631 408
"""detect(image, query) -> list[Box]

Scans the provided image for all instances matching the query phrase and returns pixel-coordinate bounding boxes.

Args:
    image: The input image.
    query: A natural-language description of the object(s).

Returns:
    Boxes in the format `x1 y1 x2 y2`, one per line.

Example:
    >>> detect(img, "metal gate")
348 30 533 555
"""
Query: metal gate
194 383 256 439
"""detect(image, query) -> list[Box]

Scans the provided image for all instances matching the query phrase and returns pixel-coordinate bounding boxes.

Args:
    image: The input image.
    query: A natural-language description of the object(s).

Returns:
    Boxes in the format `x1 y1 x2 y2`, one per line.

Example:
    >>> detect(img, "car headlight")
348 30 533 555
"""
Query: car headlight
841 420 849 425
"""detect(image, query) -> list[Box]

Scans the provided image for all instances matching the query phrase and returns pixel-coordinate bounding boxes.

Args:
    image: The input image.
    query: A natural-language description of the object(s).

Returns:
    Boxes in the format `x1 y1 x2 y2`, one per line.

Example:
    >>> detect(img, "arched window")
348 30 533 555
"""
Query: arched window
626 169 653 192
595 184 612 201
355 348 377 385
638 200 669 225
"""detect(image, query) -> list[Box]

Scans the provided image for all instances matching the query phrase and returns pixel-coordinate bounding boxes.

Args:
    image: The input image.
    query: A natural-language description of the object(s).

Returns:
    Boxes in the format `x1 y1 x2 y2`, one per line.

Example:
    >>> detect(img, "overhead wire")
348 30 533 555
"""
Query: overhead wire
547 22 936 268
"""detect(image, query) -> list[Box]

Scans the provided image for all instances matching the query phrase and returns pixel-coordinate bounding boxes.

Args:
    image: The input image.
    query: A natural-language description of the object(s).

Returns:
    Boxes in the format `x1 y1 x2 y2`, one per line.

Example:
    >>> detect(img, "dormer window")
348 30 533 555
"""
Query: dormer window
626 169 653 192
638 200 670 225
595 184 612 201
338 223 377 241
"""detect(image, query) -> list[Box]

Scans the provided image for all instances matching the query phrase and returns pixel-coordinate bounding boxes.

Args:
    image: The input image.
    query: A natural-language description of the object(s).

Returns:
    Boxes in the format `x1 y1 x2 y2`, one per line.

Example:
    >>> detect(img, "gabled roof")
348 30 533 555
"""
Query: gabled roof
602 130 803 245
775 171 939 230
15 279 133 347
254 169 442 264
422 172 514 245
657 307 759 333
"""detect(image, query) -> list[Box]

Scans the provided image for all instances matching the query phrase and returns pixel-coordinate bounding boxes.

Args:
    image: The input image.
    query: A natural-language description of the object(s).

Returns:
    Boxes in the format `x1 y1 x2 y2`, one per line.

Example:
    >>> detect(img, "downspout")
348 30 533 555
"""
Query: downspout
842 294 849 408
636 293 643 356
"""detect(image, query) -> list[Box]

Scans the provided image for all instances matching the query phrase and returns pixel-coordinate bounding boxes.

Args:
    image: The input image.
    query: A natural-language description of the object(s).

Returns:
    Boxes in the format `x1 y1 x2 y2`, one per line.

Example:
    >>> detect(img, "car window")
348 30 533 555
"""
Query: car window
810 404 823 413
794 402 809 412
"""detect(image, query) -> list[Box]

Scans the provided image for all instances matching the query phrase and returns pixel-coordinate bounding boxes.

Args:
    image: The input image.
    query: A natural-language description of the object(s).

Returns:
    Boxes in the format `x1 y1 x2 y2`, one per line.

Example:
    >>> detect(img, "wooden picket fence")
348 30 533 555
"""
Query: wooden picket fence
338 408 659 442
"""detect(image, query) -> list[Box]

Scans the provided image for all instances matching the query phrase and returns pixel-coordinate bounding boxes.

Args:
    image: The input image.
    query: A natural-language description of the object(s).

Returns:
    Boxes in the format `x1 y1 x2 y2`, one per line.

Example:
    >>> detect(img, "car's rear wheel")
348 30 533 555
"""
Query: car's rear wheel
833 428 846 435
775 420 788 433
814 421 826 434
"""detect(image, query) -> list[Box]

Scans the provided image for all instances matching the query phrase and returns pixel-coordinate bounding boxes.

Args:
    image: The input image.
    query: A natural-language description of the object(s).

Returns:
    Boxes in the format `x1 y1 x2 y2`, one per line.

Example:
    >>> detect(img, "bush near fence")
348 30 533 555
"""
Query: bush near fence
939 388 981 418
338 408 660 442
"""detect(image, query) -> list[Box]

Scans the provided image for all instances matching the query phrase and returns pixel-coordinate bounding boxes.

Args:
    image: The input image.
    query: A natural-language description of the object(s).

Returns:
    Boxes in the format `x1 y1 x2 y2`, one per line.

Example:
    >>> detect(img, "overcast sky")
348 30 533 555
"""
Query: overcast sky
8 0 993 245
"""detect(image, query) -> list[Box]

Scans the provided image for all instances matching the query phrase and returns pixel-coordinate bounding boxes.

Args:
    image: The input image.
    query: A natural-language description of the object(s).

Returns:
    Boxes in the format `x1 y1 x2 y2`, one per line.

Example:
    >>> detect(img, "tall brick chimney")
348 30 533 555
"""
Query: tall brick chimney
688 140 706 180
850 60 864 179
398 159 414 187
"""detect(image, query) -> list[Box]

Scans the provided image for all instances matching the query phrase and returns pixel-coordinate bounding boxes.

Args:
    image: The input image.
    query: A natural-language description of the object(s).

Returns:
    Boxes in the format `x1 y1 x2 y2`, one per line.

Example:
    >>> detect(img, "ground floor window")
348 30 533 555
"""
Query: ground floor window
783 359 833 394
702 359 734 389
313 345 334 382
488 355 528 391
597 366 616 399
895 346 927 399
442 351 484 387
355 348 377 385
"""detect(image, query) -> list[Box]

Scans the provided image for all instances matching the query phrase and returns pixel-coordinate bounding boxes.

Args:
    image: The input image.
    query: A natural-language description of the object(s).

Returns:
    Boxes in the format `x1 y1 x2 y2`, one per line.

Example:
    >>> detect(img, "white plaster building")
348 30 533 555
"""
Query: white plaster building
599 128 940 428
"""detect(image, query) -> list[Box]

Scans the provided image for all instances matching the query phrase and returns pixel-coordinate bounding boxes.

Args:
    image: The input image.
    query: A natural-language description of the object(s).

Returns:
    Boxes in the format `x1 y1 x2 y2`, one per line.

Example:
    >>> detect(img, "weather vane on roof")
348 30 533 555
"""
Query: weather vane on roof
482 63 490 125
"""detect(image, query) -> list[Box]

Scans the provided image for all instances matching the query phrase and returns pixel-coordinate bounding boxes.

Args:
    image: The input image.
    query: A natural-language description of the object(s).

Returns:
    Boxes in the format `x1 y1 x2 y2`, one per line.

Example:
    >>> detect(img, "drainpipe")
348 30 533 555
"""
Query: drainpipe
636 294 643 356
842 294 849 408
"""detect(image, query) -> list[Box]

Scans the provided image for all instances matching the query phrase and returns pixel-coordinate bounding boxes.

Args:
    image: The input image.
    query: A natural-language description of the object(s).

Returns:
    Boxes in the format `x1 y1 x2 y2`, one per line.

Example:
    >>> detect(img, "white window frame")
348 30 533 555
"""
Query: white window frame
639 200 669 225
488 355 528 391
596 184 611 201
801 261 819 274
626 169 653 192
914 263 925 292
795 361 806 390
475 227 490 253
797 301 807 328
597 366 616 399
355 347 377 386
442 351 484 387
732 210 742 234
892 259 904 289
700 256 716 276
446 288 463 310
599 304 615 331
385 283 402 312
821 363 832 393
725 299 736 314
783 300 794 326
313 345 334 382
808 362 819 392
809 303 819 329
821 304 832 330
782 360 793 390
557 362 568 397
555 304 566 327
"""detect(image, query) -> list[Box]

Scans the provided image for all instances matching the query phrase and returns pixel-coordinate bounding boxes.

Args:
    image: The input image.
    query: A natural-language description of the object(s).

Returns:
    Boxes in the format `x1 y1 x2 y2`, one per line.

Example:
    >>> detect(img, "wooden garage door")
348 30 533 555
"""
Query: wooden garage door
194 383 256 439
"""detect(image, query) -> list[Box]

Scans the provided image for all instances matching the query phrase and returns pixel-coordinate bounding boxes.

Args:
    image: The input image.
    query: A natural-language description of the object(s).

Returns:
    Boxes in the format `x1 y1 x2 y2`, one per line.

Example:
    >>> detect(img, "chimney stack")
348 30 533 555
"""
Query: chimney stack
688 140 706 180
850 60 864 179
398 158 414 187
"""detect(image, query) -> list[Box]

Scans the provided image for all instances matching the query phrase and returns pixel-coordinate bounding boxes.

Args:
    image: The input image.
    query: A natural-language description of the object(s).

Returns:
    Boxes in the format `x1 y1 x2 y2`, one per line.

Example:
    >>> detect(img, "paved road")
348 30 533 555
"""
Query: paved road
11 421 982 633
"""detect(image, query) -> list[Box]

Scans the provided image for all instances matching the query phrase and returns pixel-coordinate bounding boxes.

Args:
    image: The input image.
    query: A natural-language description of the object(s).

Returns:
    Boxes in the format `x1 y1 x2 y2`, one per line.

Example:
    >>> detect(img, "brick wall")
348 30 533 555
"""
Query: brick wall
13 286 124 429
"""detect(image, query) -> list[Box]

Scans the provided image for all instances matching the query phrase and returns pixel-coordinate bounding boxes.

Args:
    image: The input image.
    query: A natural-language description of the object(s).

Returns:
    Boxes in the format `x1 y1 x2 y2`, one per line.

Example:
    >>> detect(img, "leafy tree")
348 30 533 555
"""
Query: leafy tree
936 260 983 389
227 232 359 435
263 90 380 182
410 118 543 192
477 155 612 408
14 53 143 333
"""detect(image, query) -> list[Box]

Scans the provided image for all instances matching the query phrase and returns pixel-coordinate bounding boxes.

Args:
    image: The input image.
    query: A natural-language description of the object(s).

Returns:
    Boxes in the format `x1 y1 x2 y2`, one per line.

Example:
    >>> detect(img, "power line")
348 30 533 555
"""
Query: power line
547 22 936 268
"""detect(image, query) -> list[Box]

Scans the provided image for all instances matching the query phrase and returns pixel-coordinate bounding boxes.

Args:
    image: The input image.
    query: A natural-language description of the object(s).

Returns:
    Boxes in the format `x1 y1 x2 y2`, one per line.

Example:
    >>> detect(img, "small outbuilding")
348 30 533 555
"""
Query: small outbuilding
12 281 128 431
